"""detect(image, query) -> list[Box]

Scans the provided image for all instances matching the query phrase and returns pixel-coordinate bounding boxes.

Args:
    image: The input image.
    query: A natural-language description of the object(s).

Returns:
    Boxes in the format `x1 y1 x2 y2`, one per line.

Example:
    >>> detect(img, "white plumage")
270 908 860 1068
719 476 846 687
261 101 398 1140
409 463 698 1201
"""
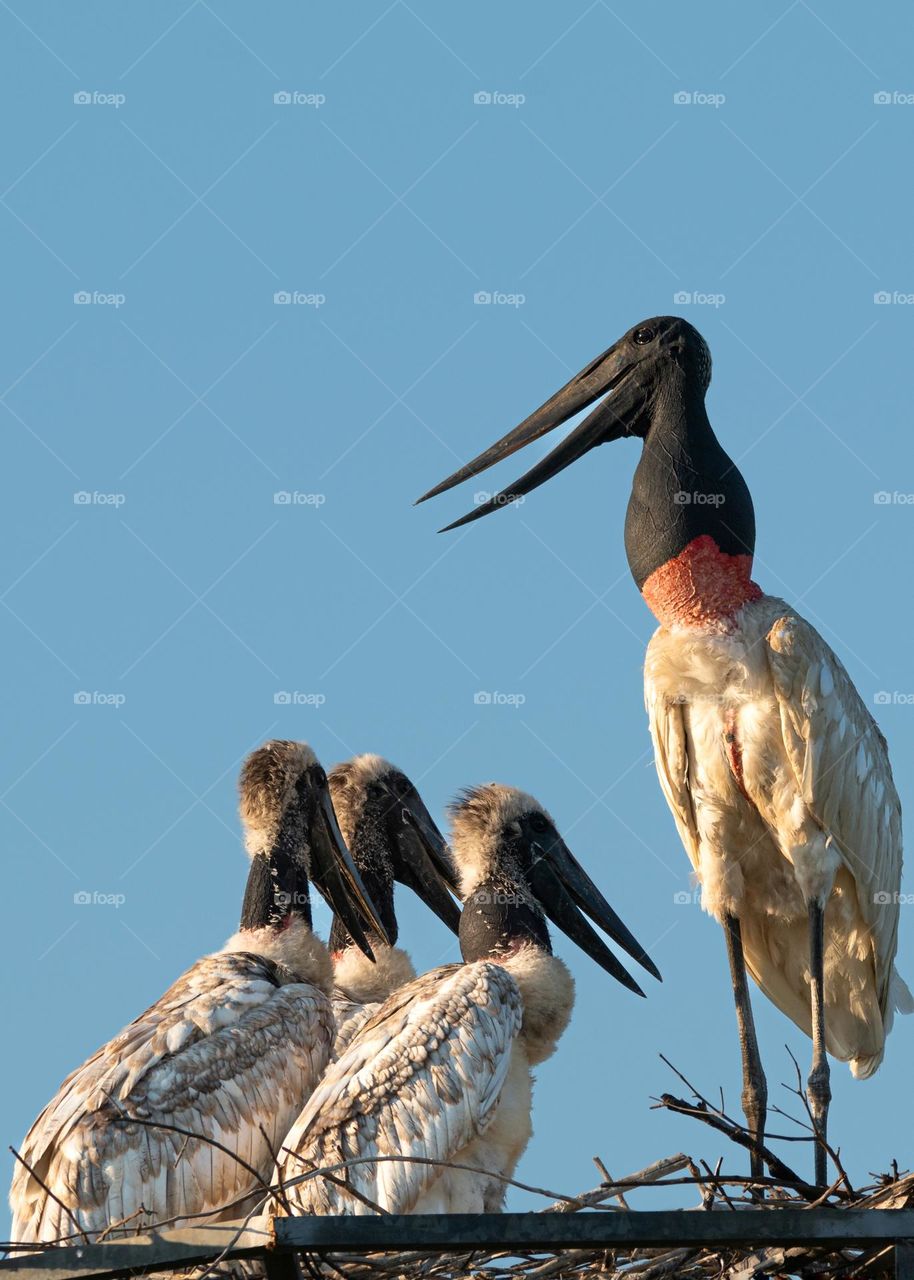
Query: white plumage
276 944 574 1214
10 924 334 1242
274 781 652 1215
645 594 912 1078
8 739 374 1245
277 958 534 1214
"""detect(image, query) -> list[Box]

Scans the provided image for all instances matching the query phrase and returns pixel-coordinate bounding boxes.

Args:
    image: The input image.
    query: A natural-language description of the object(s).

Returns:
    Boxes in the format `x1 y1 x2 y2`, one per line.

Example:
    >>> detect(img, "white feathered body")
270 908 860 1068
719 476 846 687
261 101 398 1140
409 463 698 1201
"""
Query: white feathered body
645 593 912 1077
10 921 334 1243
330 945 416 1058
276 947 574 1214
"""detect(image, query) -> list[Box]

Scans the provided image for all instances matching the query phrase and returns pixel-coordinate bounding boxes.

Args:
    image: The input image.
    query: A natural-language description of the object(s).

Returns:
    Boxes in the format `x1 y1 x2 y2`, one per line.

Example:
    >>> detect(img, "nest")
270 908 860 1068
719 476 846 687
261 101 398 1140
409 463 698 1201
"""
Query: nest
5 1058 911 1280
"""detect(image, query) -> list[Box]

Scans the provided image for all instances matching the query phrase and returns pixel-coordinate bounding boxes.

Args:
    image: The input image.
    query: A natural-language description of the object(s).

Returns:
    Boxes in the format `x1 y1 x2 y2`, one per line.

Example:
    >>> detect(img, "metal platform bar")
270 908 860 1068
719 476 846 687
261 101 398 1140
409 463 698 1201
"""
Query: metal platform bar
3 1211 914 1280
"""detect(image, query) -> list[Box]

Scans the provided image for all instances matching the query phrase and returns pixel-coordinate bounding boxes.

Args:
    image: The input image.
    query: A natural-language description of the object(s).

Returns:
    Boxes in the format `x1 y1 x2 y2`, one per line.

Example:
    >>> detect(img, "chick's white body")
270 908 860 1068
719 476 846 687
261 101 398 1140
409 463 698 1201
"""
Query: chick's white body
10 923 334 1243
276 946 573 1215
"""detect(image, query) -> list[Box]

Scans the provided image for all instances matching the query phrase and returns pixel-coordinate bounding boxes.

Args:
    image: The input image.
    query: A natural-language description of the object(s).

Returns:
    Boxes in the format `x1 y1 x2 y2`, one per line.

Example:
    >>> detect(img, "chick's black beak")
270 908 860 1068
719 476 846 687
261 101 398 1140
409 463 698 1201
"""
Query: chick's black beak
388 788 462 934
526 832 660 996
309 782 391 961
416 337 644 531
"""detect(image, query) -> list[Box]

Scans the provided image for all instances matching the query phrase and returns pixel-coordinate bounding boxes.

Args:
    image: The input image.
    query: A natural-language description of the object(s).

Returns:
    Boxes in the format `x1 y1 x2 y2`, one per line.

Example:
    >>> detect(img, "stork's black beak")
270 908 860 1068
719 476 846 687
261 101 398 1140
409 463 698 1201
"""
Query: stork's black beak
309 782 391 961
387 785 462 934
526 831 660 996
416 336 647 531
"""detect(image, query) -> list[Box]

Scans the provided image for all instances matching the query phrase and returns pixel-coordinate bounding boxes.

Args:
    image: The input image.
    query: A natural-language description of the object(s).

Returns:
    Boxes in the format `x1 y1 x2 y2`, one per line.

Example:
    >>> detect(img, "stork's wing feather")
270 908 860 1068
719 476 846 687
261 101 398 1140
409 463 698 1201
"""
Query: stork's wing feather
645 677 700 874
277 962 523 1215
764 614 905 1016
11 951 334 1243
331 994 380 1059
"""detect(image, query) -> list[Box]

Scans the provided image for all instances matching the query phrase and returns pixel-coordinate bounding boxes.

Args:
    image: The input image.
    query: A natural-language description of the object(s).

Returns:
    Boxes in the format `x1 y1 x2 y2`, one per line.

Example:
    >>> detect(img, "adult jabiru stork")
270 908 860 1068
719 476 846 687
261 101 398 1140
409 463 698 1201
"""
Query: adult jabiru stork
274 783 659 1214
418 316 912 1185
9 741 388 1244
326 754 461 1052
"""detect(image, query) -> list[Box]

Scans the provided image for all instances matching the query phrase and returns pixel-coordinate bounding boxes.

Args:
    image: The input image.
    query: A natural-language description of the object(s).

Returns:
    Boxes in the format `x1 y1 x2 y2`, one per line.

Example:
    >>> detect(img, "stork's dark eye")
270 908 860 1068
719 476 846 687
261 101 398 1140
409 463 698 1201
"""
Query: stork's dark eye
632 326 656 345
529 812 548 833
313 766 327 787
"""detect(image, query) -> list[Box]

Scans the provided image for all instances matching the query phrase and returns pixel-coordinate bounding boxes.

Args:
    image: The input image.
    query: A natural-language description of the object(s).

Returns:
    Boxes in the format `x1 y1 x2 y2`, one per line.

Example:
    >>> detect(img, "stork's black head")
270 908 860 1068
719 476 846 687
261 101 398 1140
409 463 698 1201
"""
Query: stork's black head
237 740 391 959
449 783 660 995
416 316 713 527
417 316 760 626
627 315 713 402
327 754 461 953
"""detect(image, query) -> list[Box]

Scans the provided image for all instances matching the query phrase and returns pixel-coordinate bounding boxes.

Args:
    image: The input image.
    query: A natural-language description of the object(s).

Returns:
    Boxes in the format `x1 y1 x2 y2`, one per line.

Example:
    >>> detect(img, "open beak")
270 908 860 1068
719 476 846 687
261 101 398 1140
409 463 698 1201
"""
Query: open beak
388 786 462 934
526 832 661 997
309 783 391 961
416 337 645 531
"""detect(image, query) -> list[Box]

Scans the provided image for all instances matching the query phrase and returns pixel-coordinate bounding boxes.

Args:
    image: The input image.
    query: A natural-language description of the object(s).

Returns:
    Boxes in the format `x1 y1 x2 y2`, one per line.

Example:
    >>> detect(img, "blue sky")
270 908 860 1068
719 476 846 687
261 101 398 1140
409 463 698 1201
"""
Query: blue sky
3 1 914 1224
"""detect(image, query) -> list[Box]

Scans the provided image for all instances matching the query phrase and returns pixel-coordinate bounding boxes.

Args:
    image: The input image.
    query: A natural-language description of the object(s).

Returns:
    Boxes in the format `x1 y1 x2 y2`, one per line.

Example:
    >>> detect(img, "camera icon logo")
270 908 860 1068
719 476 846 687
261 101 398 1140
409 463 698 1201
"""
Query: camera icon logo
474 91 492 105
873 91 892 105
73 91 92 105
274 91 292 105
74 690 91 704
873 291 891 304
74 291 92 305
273 290 292 304
274 691 292 705
274 491 292 505
673 91 692 105
672 890 693 905
474 691 492 705
474 291 492 305
873 890 891 904
673 491 692 505
673 290 692 304
873 491 891 504
874 691 891 704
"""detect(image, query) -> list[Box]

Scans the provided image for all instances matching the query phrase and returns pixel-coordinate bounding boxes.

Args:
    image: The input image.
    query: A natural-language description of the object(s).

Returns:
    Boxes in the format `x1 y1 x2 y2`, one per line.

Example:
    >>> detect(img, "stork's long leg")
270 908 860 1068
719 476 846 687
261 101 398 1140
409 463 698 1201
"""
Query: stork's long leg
723 913 767 1179
807 899 831 1187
